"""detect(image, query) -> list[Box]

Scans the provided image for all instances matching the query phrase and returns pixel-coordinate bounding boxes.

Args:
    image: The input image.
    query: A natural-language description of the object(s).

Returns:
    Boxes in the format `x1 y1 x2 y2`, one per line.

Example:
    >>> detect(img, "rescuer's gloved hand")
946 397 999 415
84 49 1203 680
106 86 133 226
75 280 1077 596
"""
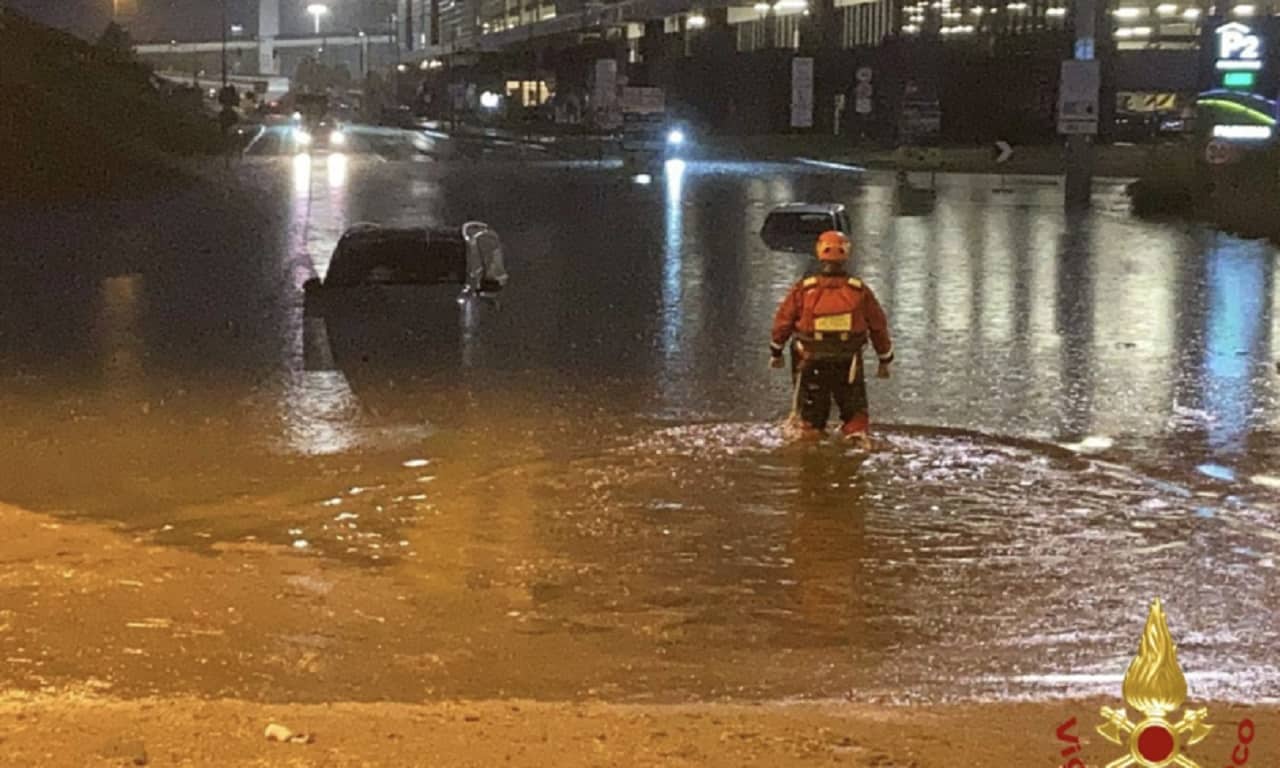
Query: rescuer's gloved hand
770 354 785 370
877 362 891 379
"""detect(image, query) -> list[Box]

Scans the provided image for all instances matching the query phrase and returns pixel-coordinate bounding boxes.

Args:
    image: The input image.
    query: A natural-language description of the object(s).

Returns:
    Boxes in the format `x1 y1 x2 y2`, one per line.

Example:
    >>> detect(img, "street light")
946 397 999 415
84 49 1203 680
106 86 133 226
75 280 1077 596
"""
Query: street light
307 3 330 35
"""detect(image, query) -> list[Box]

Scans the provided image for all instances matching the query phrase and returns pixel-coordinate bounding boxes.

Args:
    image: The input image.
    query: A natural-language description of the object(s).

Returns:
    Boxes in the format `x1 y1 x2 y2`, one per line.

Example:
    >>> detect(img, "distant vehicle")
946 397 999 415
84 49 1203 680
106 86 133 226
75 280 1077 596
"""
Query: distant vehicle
1111 112 1159 143
760 203 851 253
291 117 347 151
303 221 508 310
379 105 420 130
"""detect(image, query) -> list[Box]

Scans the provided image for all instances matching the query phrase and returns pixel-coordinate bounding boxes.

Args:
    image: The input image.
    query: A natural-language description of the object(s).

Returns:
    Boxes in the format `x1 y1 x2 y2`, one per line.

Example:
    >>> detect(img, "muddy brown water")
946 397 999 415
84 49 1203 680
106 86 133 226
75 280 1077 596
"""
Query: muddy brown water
0 143 1278 704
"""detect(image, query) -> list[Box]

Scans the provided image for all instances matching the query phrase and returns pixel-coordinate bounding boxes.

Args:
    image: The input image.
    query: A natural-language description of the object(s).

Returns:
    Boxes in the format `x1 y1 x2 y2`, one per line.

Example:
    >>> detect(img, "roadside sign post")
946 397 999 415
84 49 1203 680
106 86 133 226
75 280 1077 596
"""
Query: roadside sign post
1063 0 1100 210
994 140 1014 192
791 57 814 129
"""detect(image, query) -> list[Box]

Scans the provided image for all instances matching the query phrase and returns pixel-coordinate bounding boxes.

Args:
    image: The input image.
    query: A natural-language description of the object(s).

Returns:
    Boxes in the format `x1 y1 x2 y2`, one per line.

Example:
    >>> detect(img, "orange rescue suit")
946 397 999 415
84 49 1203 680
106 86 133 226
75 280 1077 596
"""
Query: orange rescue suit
770 272 894 363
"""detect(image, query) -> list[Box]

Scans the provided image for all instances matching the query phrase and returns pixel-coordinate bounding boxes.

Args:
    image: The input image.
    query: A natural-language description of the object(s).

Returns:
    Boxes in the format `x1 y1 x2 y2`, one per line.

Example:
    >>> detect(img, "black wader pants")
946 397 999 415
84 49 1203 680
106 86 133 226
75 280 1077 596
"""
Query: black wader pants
793 351 868 432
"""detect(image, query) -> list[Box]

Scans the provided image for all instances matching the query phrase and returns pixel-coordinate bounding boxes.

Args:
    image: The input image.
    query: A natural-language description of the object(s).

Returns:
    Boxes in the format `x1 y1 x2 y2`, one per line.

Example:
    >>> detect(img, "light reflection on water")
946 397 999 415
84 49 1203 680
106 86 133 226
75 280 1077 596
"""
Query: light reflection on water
1203 239 1267 454
97 274 144 393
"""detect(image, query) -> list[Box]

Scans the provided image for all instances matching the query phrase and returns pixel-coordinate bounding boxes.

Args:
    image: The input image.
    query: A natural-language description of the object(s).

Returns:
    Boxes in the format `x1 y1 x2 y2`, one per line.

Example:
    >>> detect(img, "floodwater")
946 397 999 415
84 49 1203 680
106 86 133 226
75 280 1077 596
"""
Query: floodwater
0 130 1278 705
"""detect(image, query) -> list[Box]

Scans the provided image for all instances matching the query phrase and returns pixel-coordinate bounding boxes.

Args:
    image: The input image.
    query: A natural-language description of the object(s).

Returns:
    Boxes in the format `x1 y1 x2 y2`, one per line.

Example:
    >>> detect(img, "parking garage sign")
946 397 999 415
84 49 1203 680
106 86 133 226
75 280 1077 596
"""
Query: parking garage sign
1216 22 1263 71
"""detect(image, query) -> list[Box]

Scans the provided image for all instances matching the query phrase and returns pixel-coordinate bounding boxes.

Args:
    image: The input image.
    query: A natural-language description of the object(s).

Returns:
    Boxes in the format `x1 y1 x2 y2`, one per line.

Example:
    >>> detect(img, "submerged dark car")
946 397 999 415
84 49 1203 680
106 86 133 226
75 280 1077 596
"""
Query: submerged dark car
303 221 508 308
302 222 509 383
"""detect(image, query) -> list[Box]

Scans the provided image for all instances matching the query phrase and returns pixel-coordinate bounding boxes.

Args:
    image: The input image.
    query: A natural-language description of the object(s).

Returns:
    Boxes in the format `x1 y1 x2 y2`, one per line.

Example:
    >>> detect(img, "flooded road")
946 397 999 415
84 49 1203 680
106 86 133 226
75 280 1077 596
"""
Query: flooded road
0 139 1278 706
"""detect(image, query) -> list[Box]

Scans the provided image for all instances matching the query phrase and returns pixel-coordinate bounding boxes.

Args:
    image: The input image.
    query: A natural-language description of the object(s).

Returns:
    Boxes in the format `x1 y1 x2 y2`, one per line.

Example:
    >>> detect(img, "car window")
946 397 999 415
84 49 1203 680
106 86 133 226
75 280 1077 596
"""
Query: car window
326 231 466 287
763 212 836 237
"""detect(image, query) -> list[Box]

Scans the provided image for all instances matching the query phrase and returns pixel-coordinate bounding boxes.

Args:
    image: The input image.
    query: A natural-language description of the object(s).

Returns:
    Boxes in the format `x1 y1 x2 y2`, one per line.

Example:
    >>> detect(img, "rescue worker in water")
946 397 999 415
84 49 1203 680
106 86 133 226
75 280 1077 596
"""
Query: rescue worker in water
770 231 894 443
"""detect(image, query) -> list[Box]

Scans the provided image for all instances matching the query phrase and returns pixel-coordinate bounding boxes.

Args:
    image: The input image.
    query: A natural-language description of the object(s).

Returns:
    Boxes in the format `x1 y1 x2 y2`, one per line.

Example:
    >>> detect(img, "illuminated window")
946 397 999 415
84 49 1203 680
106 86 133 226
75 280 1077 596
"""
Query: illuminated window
504 80 551 107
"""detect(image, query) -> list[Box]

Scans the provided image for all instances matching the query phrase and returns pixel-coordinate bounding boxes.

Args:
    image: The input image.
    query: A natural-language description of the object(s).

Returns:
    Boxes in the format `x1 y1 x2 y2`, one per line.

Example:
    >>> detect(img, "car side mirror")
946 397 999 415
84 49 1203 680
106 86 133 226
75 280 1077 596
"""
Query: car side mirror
463 222 508 294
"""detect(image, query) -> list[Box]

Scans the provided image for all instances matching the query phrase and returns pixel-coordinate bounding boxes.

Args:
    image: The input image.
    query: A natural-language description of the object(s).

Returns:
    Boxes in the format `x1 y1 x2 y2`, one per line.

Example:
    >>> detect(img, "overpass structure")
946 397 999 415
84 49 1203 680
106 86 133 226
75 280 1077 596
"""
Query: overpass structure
131 0 399 85
133 33 399 87
150 69 293 103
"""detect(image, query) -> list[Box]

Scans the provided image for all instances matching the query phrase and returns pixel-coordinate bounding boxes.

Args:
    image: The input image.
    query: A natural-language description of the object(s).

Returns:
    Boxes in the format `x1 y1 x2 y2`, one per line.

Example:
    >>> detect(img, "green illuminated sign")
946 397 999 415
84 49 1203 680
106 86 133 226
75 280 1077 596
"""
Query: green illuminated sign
1223 71 1257 88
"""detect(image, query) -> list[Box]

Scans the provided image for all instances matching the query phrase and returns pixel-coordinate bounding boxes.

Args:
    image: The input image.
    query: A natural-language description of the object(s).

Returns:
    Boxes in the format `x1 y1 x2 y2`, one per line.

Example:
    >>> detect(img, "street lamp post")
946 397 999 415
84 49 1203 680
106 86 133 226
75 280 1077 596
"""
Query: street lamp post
307 3 330 67
220 0 228 87
307 3 330 36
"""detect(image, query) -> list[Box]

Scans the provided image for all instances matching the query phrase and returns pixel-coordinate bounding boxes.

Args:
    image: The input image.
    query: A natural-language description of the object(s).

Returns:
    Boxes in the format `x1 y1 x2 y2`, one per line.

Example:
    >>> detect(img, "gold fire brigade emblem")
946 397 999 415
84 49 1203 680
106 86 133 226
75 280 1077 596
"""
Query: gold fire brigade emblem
1096 599 1213 768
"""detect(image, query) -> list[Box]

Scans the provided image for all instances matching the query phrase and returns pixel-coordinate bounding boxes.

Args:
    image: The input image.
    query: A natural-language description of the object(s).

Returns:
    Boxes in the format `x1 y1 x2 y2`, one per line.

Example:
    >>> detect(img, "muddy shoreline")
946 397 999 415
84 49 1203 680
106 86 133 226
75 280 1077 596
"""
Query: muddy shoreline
0 501 1274 766
1 694 1270 767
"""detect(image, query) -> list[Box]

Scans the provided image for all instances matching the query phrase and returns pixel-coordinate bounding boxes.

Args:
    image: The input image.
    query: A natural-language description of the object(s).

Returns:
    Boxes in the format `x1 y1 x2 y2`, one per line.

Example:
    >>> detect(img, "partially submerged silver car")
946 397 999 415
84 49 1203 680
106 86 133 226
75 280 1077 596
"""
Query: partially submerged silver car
759 203 851 253
303 221 508 304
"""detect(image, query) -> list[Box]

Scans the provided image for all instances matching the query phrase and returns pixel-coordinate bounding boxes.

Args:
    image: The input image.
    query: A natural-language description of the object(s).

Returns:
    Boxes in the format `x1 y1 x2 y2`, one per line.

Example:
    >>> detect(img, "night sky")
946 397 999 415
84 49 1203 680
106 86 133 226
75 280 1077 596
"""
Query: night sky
5 0 394 42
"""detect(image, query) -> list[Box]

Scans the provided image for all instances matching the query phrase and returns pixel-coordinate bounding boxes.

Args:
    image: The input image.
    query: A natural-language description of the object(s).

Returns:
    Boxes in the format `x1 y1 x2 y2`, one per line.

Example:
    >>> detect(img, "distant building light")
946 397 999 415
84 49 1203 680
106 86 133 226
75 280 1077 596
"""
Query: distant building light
1182 7 1201 17
396 63 409 72
902 23 921 32
230 24 244 35
1114 26 1133 37
1213 124 1272 140
1233 3 1255 15
1217 58 1264 70
480 90 502 109
1046 7 1066 16
1131 25 1152 35
943 10 962 18
1006 2 1027 10
1222 70 1257 87
687 12 707 28
775 0 807 9
754 1 770 11
1113 6 1144 17
1156 3 1178 14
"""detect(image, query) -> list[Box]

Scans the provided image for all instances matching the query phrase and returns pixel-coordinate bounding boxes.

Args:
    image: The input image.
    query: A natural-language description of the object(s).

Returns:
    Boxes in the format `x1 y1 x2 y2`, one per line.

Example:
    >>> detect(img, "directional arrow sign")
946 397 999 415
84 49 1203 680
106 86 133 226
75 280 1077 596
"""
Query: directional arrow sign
994 140 1014 164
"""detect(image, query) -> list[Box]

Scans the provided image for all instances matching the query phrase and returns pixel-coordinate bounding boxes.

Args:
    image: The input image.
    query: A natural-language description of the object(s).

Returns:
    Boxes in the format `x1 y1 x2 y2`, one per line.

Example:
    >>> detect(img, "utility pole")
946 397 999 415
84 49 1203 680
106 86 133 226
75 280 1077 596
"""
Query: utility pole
220 0 228 86
1063 0 1100 209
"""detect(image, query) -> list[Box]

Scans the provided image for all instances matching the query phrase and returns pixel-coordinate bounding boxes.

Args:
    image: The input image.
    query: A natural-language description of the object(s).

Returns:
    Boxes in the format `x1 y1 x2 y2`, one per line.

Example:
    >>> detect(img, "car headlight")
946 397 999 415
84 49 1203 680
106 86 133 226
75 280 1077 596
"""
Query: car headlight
330 130 346 146
294 129 312 146
666 129 685 146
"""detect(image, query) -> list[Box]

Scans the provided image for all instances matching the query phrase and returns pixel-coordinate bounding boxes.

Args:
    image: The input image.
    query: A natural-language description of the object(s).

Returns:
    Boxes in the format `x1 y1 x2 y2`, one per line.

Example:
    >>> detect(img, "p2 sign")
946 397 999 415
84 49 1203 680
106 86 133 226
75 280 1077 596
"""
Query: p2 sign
1217 22 1263 70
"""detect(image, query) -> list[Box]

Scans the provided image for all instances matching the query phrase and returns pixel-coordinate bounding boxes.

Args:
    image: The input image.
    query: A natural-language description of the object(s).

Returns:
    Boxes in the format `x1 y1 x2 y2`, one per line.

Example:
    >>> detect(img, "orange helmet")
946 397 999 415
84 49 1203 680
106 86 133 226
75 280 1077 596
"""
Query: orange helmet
815 231 851 262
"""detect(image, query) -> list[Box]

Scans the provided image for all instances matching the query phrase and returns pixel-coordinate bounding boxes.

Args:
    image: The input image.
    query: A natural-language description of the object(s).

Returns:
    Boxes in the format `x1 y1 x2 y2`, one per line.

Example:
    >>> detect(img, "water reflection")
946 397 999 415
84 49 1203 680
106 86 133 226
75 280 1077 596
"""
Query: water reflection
291 152 311 196
786 451 870 646
278 151 361 455
1202 239 1268 453
327 153 349 190
1054 213 1097 437
658 158 687 405
96 274 144 392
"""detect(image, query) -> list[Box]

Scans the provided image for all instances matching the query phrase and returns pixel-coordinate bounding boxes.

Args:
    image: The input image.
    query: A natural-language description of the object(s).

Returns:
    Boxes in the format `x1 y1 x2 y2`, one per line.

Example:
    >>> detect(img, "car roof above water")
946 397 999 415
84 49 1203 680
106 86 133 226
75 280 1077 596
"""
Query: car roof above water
326 224 467 287
767 202 845 215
